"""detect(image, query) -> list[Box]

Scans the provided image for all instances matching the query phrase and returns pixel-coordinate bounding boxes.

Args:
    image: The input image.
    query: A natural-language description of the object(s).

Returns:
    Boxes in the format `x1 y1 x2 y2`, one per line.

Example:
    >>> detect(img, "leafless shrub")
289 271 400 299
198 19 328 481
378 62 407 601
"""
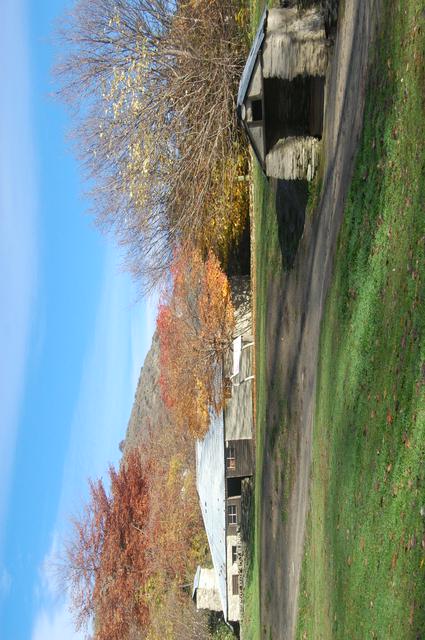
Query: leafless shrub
55 0 248 292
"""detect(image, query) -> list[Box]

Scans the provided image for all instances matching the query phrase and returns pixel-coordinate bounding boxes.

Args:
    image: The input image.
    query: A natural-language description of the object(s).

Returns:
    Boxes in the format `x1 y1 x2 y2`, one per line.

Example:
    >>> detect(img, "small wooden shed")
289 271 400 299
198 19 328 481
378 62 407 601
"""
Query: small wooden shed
237 6 329 181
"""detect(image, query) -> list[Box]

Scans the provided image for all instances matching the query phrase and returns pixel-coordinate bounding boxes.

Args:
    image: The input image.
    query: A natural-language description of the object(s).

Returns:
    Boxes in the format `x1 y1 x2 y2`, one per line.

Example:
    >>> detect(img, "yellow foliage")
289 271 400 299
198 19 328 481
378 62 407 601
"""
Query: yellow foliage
198 148 249 262
167 454 184 489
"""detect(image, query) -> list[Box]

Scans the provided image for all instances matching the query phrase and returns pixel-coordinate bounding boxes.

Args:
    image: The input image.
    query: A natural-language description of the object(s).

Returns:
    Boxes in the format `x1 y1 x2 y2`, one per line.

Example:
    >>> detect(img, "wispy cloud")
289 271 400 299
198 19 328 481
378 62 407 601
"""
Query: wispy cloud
31 600 85 640
52 244 155 522
0 0 38 549
31 247 154 639
37 531 60 600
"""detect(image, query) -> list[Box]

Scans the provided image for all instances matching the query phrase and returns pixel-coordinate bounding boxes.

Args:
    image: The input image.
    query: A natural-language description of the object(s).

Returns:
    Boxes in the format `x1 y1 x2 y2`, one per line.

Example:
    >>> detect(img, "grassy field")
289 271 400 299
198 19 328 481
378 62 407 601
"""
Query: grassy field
296 2 425 638
243 1 425 639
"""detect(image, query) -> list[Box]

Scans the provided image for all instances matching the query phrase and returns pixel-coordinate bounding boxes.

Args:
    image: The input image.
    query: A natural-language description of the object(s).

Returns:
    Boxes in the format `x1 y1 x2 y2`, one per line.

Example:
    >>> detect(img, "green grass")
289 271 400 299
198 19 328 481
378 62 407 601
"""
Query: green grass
242 159 279 640
297 2 425 638
240 9 271 639
248 0 266 39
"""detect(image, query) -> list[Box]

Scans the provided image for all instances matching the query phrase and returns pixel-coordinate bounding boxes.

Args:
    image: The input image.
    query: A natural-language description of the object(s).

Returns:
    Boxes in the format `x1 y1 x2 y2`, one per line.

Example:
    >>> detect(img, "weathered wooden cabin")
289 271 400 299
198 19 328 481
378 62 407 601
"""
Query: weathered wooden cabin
237 6 329 180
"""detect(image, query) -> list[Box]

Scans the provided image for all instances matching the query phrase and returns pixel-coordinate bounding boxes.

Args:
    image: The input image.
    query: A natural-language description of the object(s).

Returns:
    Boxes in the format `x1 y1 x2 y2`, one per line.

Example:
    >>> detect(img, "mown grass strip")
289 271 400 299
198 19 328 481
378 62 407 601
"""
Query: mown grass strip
297 2 425 638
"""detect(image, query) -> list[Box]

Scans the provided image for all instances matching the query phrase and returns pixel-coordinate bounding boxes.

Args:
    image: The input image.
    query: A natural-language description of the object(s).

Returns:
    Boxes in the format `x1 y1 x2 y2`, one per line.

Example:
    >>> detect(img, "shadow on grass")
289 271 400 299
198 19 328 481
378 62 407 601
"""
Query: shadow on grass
275 179 309 271
240 477 255 571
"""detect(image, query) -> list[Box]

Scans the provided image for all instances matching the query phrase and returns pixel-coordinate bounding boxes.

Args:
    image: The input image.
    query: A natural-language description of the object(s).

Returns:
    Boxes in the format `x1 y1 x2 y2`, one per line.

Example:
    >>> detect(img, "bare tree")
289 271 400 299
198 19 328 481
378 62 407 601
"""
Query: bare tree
55 0 248 292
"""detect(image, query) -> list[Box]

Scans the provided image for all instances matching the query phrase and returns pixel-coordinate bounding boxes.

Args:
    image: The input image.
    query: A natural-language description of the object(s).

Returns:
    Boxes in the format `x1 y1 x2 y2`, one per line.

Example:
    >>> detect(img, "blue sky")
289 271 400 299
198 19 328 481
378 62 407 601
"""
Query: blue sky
0 1 156 638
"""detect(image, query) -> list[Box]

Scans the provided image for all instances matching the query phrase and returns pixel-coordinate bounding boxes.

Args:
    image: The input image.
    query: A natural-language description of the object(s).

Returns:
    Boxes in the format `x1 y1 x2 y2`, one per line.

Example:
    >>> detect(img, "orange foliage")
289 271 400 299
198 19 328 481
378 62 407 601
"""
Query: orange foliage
157 247 235 437
63 434 209 639
95 451 152 638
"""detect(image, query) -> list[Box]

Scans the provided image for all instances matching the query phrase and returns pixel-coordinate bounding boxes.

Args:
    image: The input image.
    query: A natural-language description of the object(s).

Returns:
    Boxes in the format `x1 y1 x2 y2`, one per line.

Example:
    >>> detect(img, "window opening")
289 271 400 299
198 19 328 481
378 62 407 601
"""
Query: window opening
232 574 239 595
227 504 237 525
226 445 236 470
232 546 237 564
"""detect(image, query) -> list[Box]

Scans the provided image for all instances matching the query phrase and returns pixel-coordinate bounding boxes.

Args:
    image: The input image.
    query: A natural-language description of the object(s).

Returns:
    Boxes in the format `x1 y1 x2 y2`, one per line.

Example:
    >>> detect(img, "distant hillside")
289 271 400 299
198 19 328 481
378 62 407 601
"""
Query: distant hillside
122 331 171 453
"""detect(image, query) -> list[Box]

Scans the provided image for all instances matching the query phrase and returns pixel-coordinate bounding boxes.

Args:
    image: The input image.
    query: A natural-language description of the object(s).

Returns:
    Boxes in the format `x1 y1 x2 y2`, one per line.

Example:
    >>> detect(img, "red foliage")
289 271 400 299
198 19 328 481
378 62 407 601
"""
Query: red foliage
62 436 208 639
63 451 152 639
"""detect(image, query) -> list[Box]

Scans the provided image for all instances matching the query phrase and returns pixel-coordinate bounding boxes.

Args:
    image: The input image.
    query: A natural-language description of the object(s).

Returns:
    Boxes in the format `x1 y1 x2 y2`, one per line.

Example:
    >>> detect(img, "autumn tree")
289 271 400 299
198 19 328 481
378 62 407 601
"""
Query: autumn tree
157 247 235 437
55 0 249 291
60 478 110 630
95 451 152 639
136 420 209 582
60 450 152 639
61 430 211 639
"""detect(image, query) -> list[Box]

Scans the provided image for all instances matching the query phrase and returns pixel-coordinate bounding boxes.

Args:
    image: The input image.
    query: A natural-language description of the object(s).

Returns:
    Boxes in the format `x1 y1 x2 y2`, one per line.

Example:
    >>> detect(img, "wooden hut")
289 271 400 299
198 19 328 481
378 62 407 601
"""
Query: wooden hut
237 6 329 181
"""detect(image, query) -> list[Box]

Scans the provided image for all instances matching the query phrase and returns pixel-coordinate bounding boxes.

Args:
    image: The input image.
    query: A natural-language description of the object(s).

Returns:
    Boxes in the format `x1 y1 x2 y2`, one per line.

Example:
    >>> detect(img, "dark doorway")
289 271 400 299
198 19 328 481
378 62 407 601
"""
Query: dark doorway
251 99 263 121
264 76 325 152
227 477 242 497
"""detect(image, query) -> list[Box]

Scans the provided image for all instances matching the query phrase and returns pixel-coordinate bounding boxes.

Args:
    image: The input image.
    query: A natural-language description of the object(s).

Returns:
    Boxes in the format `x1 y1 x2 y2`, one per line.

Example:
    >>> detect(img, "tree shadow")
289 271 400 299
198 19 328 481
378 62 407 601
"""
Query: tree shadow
274 179 308 270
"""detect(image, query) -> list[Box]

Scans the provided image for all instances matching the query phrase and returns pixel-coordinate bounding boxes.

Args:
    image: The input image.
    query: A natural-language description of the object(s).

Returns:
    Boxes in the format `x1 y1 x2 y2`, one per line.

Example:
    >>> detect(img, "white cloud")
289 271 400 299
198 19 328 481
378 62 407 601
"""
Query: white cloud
0 0 38 550
56 245 156 520
31 249 156 640
38 531 60 600
32 601 86 640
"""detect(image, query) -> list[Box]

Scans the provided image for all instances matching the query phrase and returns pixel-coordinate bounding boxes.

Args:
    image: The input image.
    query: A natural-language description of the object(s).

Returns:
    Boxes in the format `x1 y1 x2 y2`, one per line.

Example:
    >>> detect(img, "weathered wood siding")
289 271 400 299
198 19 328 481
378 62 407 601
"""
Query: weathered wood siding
227 496 241 536
264 76 325 150
266 136 321 180
225 344 254 441
226 439 254 478
263 7 328 80
195 568 222 612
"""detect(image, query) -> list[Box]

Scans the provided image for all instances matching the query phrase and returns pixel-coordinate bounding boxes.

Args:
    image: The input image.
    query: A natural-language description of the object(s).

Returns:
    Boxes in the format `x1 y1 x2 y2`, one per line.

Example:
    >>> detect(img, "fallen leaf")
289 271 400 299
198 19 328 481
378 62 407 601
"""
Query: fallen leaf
407 535 417 551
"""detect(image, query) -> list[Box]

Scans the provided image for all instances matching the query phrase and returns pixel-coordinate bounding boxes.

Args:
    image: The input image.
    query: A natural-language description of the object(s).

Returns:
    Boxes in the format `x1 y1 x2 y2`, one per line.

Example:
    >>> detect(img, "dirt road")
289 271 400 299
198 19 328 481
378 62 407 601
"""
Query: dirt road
259 2 381 638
